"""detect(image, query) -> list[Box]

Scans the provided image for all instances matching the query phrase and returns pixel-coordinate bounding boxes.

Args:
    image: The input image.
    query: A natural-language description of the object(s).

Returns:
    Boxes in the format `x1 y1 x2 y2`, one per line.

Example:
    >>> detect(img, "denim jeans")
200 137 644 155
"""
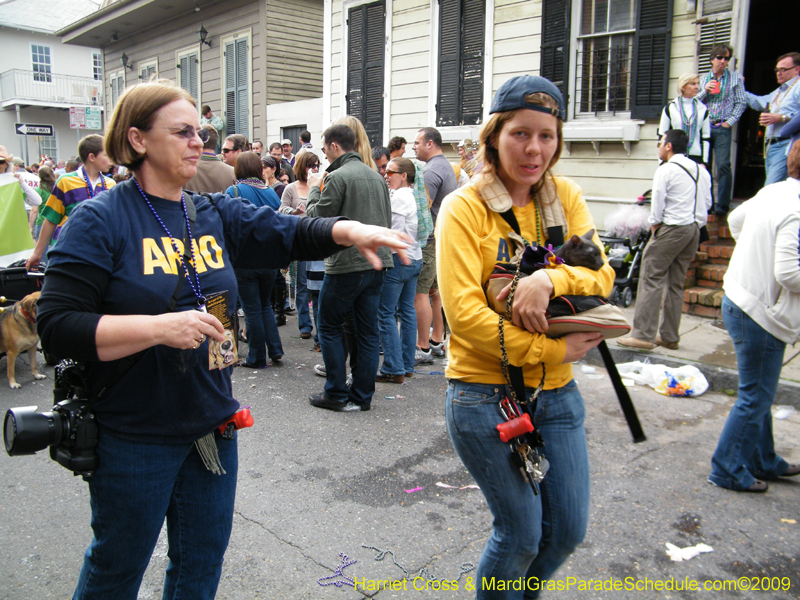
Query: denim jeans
236 268 284 363
295 261 313 334
709 296 789 490
74 431 238 600
446 379 589 599
709 126 733 212
379 256 422 375
318 269 385 407
765 138 790 185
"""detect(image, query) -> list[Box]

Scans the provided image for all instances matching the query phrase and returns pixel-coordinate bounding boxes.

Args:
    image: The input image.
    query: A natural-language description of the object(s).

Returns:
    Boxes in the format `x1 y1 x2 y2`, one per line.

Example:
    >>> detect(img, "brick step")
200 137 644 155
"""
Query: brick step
683 302 722 319
699 239 735 260
697 264 727 282
683 286 724 307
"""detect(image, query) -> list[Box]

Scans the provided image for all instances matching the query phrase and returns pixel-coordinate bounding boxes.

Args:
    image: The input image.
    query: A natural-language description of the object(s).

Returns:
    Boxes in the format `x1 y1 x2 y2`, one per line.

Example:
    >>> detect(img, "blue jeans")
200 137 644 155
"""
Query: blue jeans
236 268 284 363
74 431 238 600
446 379 589 599
709 126 732 212
378 256 422 375
709 296 789 490
295 261 313 334
318 269 385 406
765 138 790 185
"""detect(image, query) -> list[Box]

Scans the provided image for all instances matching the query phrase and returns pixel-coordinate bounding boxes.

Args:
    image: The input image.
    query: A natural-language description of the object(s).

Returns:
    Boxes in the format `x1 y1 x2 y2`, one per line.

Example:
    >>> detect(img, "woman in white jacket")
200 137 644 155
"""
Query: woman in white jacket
708 140 800 493
658 73 711 166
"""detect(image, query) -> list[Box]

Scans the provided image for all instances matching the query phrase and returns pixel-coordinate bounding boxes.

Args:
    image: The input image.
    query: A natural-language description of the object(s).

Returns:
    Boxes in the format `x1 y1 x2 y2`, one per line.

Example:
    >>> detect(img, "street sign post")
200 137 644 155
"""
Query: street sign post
15 123 53 136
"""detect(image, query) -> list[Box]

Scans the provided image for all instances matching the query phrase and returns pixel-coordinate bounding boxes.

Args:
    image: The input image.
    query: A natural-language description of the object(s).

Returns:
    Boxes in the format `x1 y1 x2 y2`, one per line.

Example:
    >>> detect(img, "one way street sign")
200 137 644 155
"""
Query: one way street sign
15 123 54 136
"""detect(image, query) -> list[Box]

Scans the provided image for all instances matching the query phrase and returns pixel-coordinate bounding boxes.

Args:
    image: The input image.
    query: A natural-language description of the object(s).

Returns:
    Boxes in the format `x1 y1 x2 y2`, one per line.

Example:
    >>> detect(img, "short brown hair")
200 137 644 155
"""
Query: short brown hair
709 44 733 61
226 134 247 152
78 134 105 163
201 104 211 115
235 151 264 181
387 136 406 154
105 80 195 172
201 124 218 151
475 92 563 195
777 52 800 68
788 140 800 180
387 157 415 184
293 150 319 183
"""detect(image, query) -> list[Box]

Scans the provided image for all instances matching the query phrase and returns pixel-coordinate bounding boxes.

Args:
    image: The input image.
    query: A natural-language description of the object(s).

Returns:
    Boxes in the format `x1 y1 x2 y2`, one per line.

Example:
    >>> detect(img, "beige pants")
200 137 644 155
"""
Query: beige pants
631 223 700 344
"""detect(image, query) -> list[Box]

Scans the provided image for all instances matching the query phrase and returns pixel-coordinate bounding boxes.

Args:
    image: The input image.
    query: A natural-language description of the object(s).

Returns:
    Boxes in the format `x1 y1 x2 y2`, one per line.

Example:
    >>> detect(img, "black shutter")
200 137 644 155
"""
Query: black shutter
631 0 673 119
540 0 571 103
347 1 385 147
460 0 485 125
437 0 484 127
437 0 461 126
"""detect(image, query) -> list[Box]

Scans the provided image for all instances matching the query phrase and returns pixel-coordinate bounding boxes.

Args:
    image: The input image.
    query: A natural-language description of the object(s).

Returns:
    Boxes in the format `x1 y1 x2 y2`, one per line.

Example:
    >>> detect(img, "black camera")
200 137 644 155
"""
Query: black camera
4 360 99 476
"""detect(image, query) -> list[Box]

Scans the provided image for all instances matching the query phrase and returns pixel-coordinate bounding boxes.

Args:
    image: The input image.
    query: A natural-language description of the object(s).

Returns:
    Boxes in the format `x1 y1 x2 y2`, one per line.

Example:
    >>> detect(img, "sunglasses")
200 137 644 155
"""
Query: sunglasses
309 163 320 169
385 169 399 177
161 125 203 140
714 55 730 61
222 148 235 154
0 159 6 165
775 66 799 74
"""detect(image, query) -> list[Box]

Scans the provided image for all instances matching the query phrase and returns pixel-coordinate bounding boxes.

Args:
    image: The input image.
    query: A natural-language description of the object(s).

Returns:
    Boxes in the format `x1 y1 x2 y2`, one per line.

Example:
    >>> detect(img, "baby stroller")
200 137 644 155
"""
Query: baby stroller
599 191 652 307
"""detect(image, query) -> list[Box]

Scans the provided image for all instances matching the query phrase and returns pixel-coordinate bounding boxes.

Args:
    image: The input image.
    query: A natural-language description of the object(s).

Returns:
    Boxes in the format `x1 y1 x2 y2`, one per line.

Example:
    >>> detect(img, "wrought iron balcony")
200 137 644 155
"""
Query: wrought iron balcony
0 69 103 110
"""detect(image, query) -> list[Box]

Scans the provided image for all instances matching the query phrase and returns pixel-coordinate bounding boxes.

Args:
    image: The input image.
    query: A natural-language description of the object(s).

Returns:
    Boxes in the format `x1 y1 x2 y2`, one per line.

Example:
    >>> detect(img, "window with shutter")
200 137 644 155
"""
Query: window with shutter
346 1 385 147
177 52 200 100
572 0 672 118
139 61 157 82
109 70 125 109
696 0 734 68
224 35 250 138
436 0 485 127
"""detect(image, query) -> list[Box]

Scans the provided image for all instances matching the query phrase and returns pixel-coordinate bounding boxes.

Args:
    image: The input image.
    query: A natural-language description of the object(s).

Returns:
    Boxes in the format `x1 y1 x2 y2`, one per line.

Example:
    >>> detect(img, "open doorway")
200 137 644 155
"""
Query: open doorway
733 0 800 200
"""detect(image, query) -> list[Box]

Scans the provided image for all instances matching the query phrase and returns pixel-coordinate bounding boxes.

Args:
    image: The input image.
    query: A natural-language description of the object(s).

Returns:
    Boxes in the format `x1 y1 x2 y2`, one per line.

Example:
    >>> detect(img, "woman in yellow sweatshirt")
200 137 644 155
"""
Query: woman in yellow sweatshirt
437 76 615 598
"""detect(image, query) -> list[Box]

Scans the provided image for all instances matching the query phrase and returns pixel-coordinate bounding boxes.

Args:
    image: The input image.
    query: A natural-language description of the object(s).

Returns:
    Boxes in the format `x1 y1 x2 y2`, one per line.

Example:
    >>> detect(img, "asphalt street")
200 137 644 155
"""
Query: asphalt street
0 316 798 600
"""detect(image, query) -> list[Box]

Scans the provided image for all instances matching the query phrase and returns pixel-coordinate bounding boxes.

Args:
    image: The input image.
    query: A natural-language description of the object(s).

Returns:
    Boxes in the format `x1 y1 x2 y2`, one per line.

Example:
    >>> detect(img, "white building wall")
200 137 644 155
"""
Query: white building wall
1 28 101 79
0 27 103 162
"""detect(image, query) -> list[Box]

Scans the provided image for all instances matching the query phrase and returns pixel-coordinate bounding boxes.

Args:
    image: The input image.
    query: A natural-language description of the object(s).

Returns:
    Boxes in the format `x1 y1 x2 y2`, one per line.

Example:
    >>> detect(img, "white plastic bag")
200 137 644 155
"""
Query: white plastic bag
616 361 709 397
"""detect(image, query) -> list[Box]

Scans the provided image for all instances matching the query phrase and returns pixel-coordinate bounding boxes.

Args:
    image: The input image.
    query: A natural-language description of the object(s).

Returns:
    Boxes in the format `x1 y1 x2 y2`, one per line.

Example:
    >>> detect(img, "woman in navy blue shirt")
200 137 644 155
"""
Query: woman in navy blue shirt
36 81 409 600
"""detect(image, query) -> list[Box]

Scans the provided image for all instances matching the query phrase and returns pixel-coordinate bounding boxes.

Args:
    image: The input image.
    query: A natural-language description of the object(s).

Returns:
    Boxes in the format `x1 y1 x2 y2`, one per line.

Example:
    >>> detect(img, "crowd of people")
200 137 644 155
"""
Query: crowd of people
0 53 797 598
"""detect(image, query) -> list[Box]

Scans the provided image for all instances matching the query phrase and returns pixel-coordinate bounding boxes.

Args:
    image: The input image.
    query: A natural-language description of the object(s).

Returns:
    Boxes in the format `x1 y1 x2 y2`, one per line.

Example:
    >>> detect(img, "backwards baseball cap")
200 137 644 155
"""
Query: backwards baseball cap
281 139 292 146
489 75 566 121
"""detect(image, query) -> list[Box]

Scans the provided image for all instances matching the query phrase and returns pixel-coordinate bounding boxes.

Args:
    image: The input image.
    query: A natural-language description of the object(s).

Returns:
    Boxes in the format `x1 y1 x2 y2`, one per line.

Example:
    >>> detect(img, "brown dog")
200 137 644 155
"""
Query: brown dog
0 291 46 389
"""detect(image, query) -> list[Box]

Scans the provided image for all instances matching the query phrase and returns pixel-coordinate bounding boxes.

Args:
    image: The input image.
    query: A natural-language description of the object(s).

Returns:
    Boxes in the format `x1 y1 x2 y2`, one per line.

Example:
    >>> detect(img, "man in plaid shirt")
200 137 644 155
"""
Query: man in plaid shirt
696 43 746 217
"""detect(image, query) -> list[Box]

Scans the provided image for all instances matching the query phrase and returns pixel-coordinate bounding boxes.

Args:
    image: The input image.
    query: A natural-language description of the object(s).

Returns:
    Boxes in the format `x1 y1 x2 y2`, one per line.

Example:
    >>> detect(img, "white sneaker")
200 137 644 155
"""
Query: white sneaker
429 340 446 358
314 363 353 387
414 348 434 365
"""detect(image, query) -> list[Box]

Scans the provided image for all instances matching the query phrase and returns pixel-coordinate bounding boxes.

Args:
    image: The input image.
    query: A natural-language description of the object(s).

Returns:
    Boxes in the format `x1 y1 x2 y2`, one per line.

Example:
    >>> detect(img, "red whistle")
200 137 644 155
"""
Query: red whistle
497 413 534 442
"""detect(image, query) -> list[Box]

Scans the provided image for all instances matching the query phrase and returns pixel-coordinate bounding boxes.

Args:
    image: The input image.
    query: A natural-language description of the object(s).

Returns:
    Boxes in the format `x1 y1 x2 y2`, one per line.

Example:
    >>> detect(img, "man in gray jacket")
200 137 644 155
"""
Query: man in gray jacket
306 124 393 412
185 126 236 194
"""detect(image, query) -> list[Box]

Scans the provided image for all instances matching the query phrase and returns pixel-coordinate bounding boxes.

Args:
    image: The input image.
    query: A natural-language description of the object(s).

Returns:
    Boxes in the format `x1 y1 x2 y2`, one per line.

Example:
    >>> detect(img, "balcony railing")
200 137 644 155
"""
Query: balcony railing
0 69 103 109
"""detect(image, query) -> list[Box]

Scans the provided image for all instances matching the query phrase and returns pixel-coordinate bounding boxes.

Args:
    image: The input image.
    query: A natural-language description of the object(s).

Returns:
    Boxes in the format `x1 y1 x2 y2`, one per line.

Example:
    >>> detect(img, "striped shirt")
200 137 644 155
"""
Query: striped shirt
40 170 115 234
697 69 747 127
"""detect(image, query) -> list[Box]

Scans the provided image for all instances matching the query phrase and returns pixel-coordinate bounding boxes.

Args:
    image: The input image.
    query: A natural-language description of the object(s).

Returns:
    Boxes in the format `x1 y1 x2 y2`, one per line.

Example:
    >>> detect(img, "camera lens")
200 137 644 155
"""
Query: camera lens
4 407 63 456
